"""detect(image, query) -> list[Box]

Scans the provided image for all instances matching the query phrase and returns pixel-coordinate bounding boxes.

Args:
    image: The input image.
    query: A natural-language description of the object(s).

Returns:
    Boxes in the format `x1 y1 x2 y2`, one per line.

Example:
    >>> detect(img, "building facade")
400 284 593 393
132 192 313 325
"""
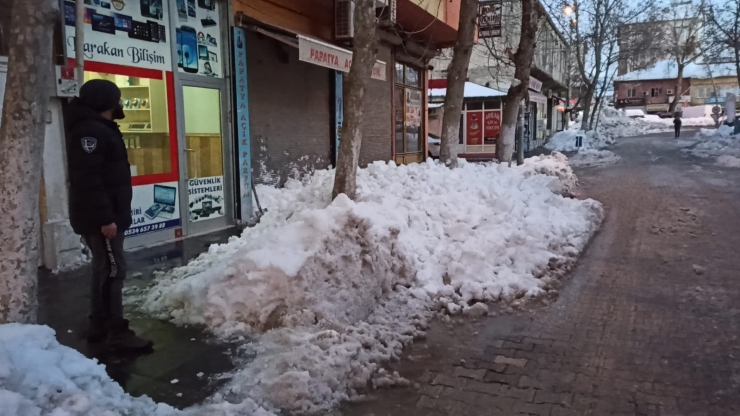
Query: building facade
614 78 692 115
0 0 461 267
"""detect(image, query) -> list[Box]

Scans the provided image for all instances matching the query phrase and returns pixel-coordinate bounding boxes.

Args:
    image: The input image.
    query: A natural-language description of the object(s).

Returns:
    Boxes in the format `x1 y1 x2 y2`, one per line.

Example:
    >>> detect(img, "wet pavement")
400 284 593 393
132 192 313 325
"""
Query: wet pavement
338 129 740 416
38 227 242 408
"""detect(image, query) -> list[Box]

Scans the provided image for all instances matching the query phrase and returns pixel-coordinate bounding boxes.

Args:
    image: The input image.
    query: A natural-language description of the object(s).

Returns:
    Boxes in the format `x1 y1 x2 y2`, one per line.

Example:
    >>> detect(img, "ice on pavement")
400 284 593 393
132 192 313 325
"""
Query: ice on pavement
567 149 622 167
681 125 740 161
136 156 603 413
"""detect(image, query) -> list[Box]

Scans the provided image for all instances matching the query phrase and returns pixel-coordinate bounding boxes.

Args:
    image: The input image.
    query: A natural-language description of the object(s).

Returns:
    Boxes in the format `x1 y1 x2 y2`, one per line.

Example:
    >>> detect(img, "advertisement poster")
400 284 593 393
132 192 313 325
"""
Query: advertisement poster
466 112 483 145
405 90 422 126
63 0 172 71
484 110 501 144
174 0 222 77
478 0 502 38
188 176 225 222
126 182 182 237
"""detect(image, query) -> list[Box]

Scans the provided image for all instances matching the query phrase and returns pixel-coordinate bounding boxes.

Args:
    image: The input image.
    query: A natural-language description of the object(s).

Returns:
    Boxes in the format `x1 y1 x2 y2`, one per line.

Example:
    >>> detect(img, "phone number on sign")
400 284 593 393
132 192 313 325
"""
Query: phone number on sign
124 222 174 237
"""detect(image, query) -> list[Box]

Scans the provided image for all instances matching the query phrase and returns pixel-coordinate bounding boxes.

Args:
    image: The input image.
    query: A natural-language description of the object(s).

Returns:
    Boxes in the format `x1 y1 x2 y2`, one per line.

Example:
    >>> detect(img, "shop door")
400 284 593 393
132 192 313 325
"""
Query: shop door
180 83 233 234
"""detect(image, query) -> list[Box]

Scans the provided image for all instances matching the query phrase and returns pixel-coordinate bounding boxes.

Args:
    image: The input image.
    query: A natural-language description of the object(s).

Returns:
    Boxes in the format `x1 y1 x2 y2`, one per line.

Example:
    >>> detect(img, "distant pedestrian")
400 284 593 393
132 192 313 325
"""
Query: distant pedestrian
673 115 682 138
65 79 152 352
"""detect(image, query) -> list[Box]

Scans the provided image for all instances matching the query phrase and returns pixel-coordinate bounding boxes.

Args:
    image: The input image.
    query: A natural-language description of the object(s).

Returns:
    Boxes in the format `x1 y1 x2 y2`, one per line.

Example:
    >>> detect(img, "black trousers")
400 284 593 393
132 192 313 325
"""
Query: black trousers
675 126 681 138
83 232 126 323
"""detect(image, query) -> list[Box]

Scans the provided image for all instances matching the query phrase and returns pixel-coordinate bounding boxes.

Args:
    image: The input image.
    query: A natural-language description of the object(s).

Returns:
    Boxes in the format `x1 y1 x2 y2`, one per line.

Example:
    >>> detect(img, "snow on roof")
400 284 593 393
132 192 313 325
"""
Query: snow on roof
429 82 507 99
616 60 737 82
428 103 443 108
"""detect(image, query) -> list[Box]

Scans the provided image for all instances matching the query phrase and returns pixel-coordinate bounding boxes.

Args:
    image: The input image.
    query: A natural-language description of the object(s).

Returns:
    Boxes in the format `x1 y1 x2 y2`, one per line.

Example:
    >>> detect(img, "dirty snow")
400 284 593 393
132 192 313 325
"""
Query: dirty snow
567 149 622 167
137 156 603 413
681 125 740 160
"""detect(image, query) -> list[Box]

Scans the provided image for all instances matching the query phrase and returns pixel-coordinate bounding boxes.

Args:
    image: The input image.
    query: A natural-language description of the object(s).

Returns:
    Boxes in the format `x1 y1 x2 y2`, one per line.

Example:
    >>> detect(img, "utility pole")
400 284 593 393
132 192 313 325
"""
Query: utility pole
75 0 84 85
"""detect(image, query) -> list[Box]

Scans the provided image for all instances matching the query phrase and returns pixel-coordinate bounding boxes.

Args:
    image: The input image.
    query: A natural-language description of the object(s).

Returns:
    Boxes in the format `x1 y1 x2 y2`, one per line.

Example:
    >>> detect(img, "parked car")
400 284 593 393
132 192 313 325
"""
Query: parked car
428 136 441 159
625 109 645 118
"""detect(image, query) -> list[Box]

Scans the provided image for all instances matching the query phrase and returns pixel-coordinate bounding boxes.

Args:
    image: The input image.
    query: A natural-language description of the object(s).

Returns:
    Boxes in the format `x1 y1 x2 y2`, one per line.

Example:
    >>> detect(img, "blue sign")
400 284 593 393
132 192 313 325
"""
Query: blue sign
707 97 726 104
335 71 343 164
233 27 254 223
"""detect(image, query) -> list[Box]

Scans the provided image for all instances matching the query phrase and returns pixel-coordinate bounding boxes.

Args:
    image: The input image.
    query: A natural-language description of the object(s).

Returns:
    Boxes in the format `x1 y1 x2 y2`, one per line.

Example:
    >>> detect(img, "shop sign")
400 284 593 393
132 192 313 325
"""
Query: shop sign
483 110 501 143
466 112 483 145
616 97 645 107
646 104 669 112
529 92 547 104
529 77 543 93
126 182 182 237
63 0 172 71
233 27 253 223
478 0 503 38
174 0 223 78
298 35 387 81
707 97 726 104
188 176 225 222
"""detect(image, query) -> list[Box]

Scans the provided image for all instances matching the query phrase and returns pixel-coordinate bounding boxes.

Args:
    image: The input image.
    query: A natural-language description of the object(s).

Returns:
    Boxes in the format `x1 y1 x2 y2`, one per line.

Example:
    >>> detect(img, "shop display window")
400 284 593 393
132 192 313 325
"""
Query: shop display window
394 62 424 155
83 70 175 181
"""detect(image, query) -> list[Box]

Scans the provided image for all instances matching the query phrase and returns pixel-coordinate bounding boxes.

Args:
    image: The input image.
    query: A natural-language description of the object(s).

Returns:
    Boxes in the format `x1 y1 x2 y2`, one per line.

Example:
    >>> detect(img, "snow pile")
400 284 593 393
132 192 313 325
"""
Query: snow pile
684 125 740 159
568 149 622 167
0 324 177 416
140 158 603 413
644 114 717 127
716 155 740 168
547 108 669 152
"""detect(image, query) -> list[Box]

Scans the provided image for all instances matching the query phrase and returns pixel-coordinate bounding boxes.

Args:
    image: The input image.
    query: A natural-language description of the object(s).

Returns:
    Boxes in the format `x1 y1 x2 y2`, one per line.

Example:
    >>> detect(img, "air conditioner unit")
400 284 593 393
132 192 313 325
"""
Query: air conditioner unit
642 91 648 96
666 89 674 95
335 0 355 40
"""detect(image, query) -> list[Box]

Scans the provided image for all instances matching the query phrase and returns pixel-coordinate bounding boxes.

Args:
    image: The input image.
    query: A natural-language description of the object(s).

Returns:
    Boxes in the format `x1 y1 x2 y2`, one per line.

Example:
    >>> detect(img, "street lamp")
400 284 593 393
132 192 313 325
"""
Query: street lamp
563 4 575 16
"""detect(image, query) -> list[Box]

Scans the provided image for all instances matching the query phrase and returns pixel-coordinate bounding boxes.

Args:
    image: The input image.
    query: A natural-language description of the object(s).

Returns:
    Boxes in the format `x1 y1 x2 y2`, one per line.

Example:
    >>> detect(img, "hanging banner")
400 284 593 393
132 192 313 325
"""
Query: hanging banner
233 27 254 223
126 182 182 237
478 0 503 38
63 0 172 71
466 112 483 145
484 110 501 144
173 0 223 77
298 35 387 81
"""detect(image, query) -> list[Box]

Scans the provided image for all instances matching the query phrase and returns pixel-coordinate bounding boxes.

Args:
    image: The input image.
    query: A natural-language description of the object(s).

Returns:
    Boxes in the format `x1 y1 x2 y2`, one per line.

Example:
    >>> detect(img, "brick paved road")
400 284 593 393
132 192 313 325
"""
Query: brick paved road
338 131 740 416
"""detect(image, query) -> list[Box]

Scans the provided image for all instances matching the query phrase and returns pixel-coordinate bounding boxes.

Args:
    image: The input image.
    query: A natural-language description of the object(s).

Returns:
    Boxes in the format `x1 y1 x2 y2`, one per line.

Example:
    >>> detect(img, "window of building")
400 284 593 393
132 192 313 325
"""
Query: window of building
627 88 637 97
651 88 662 97
394 62 424 156
83 69 175 181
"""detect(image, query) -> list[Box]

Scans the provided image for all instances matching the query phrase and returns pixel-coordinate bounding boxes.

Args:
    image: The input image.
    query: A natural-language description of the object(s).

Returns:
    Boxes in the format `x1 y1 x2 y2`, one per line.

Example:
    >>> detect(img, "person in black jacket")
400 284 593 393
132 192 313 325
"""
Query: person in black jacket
65 79 152 351
673 114 682 138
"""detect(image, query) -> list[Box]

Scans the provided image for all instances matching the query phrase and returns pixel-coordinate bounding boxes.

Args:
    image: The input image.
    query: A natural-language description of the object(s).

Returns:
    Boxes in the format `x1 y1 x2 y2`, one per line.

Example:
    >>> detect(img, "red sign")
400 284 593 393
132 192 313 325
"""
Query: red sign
466 112 483 145
60 67 75 80
484 111 501 143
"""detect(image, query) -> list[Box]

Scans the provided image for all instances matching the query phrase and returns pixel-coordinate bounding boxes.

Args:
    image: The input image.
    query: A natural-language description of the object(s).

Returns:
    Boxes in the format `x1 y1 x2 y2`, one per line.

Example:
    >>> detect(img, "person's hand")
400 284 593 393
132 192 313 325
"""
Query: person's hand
101 223 117 239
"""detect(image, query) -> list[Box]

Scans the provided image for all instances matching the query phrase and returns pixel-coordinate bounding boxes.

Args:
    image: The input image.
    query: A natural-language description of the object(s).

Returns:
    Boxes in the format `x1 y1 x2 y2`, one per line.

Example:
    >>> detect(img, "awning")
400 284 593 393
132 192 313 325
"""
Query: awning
298 35 387 81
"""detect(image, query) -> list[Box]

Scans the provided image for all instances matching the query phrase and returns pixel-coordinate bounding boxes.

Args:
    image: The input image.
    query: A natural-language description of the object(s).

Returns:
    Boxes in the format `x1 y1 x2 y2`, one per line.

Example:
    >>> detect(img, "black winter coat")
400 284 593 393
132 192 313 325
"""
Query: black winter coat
65 102 133 235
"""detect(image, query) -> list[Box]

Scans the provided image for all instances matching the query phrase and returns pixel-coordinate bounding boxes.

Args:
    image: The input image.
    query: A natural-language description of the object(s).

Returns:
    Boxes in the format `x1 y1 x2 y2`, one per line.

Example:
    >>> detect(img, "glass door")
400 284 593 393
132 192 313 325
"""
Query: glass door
180 84 232 233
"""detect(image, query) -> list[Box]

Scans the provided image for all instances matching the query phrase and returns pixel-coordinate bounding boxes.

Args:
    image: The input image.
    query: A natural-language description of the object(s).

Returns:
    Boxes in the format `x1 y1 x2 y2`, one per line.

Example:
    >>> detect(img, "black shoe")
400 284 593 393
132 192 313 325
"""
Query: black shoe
87 318 108 343
105 319 153 352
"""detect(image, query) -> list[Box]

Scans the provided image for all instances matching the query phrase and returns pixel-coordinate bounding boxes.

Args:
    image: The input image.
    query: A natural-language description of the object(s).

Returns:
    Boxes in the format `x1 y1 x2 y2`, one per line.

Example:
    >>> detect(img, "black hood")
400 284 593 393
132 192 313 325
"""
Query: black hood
64 100 119 133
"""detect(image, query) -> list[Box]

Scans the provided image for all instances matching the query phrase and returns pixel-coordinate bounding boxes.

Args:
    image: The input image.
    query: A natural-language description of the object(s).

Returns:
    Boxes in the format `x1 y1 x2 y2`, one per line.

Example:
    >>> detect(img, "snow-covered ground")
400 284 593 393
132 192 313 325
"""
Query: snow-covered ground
547 108 671 152
643 114 717 127
567 149 622 167
131 157 604 413
677 125 740 168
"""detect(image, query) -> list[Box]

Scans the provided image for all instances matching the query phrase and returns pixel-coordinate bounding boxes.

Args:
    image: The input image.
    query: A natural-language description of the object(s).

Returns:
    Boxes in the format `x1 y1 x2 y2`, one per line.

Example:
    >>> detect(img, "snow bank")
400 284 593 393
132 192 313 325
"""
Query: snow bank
0 324 177 416
716 155 740 168
547 108 670 152
684 125 740 159
140 157 603 413
567 149 622 167
644 114 716 127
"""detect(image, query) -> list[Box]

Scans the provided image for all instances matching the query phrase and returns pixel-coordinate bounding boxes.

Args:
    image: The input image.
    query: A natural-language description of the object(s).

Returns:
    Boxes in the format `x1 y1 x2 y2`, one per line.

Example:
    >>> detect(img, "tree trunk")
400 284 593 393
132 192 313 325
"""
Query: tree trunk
668 64 685 115
0 0 59 324
331 0 377 200
579 83 596 131
438 0 479 168
498 0 540 164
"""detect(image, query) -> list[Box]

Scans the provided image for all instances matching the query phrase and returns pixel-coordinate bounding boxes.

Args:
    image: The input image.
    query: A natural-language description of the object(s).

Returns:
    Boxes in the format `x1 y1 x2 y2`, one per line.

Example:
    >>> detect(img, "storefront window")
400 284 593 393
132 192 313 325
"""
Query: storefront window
395 62 424 154
84 71 172 178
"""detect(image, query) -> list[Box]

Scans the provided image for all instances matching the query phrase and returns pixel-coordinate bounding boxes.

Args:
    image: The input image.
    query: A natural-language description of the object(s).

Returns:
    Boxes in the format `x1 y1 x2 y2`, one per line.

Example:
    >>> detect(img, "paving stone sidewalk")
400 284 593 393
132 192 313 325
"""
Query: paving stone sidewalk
340 131 740 416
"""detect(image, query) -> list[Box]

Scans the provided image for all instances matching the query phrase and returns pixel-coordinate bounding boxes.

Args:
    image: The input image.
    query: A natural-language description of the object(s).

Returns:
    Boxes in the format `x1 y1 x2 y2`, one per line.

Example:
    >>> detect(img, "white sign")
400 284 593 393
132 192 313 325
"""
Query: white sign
63 0 172 71
126 181 181 237
529 76 543 93
174 0 223 78
188 175 225 222
529 92 547 104
55 66 79 97
298 35 387 81
727 93 736 124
